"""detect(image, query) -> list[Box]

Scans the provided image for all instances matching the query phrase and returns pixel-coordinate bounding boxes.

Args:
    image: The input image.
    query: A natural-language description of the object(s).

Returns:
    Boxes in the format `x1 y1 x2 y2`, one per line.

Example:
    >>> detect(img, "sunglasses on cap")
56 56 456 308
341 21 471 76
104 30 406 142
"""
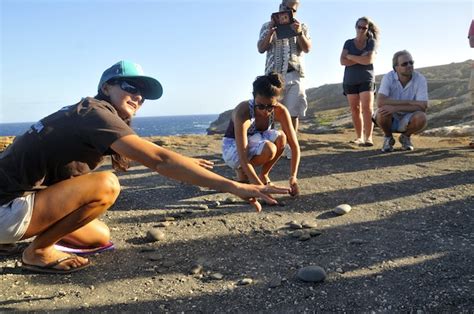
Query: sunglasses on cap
255 103 276 112
399 60 415 67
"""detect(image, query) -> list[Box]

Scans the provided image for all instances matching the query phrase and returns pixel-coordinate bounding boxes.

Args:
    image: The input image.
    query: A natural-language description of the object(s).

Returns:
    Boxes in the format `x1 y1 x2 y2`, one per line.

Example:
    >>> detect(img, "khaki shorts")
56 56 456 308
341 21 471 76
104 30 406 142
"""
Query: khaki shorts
0 194 35 244
282 71 308 118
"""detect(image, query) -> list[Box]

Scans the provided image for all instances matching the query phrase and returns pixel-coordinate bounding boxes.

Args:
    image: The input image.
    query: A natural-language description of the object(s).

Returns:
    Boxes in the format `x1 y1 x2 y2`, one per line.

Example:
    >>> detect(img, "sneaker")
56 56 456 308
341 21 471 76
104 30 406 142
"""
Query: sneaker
381 136 395 152
399 134 414 151
283 144 292 159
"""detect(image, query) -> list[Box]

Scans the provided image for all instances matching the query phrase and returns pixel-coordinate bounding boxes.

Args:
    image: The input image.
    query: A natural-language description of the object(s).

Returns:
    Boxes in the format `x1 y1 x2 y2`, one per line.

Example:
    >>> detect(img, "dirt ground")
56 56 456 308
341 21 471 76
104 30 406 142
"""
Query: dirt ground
1 130 473 312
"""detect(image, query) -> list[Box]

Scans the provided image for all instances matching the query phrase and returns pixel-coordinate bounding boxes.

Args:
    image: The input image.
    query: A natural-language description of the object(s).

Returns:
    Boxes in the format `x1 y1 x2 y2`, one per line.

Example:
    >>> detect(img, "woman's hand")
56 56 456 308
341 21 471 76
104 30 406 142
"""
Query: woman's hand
191 158 214 170
232 182 290 212
289 176 300 197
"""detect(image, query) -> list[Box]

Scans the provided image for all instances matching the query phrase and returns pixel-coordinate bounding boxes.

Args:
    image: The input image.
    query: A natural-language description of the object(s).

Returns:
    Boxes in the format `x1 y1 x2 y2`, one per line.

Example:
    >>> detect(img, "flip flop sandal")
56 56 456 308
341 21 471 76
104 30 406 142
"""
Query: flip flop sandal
22 255 91 274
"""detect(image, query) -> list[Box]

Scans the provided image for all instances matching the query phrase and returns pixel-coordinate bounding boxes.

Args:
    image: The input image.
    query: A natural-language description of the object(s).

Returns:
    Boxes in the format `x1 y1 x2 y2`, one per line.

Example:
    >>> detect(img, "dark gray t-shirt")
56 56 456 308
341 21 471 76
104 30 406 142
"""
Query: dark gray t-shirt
342 38 376 85
0 97 135 205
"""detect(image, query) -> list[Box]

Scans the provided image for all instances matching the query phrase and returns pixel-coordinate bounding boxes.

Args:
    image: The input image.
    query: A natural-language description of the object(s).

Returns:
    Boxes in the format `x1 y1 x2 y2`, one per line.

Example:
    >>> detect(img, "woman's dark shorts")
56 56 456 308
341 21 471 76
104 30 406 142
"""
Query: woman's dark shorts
343 81 375 95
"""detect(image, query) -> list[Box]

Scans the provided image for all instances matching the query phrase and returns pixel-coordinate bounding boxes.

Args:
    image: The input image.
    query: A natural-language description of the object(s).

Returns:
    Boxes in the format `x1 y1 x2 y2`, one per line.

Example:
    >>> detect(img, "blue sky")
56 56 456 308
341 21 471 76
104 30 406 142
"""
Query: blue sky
1 0 473 123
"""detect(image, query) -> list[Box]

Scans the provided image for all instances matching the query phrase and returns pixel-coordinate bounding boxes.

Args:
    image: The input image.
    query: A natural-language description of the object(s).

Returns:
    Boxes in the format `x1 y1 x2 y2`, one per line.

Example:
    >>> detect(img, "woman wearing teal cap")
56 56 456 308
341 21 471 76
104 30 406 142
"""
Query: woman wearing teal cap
0 60 289 274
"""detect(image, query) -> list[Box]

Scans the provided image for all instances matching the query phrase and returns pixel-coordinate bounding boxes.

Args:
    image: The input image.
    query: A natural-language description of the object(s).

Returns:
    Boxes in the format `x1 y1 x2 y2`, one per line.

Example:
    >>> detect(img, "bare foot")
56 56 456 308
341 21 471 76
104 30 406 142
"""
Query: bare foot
22 245 89 271
235 168 249 183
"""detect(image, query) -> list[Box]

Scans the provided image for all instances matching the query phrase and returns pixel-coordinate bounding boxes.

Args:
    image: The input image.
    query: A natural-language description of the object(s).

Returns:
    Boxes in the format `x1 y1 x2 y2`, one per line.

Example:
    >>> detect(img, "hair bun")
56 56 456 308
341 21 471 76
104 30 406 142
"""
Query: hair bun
268 72 283 88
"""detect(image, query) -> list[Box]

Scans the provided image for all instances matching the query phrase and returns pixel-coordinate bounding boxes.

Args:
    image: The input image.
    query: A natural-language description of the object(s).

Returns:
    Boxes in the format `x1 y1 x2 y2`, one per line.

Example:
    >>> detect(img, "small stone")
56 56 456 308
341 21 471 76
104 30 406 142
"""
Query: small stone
159 216 175 222
155 221 170 228
268 277 282 288
237 278 253 285
298 233 311 241
289 222 303 230
89 285 95 290
196 204 209 211
309 230 322 237
335 268 344 273
296 266 326 283
224 197 239 204
210 272 224 280
147 229 165 242
190 265 203 275
291 230 305 238
209 201 220 209
286 220 298 225
334 204 351 215
302 220 318 228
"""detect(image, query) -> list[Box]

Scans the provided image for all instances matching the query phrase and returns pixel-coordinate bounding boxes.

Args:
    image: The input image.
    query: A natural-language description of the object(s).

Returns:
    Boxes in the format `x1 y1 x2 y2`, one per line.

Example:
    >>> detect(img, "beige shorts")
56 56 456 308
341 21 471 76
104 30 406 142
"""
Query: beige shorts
282 71 308 118
0 194 35 244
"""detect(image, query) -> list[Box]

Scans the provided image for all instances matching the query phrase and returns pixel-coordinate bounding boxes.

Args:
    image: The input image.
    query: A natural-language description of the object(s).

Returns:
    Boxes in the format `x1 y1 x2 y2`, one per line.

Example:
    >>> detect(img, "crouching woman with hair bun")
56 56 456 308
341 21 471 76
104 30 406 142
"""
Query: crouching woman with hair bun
222 72 301 197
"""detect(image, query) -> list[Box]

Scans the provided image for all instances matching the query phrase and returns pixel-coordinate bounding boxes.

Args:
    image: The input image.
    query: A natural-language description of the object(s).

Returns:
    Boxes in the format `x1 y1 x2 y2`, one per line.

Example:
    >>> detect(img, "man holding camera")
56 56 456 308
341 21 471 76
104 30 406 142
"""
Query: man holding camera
257 0 311 159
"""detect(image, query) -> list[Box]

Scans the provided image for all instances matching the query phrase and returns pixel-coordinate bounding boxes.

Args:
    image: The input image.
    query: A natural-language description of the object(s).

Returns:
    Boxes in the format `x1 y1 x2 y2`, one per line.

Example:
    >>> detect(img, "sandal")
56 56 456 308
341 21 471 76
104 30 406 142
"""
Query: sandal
350 138 364 145
22 255 91 274
360 140 374 147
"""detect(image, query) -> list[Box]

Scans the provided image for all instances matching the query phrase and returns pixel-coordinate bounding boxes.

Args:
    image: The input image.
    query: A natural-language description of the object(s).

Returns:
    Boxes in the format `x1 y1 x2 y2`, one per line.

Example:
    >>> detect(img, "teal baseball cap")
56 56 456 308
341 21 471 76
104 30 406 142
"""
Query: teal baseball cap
98 60 163 100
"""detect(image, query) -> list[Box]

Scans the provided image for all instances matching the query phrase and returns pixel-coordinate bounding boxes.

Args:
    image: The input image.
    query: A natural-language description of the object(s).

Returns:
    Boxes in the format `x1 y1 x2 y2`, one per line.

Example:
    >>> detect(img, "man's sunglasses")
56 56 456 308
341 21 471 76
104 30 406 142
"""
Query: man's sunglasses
255 103 276 112
112 80 143 96
399 60 415 67
285 6 297 13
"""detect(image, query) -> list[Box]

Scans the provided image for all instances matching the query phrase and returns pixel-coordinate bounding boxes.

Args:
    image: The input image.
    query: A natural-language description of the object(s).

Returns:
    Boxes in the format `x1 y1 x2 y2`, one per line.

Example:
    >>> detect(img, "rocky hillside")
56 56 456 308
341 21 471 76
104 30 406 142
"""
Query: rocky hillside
207 60 473 135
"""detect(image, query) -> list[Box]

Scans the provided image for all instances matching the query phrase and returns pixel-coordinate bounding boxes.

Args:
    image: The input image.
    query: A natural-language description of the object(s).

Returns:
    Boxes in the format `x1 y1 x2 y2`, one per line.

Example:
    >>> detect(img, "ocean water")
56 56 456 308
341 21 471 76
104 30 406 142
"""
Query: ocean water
0 114 219 137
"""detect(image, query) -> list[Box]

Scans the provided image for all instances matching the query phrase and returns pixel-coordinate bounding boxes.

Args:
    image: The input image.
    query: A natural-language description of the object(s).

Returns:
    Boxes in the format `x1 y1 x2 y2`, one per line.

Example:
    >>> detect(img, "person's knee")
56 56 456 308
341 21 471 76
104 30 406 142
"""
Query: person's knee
275 132 287 149
349 102 361 112
261 141 277 160
410 112 427 131
93 172 121 205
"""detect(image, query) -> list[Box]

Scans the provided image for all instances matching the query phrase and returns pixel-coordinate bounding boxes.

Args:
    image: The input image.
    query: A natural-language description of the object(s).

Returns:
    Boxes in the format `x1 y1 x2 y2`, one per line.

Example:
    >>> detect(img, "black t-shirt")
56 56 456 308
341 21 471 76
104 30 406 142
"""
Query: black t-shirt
0 97 135 205
342 38 376 85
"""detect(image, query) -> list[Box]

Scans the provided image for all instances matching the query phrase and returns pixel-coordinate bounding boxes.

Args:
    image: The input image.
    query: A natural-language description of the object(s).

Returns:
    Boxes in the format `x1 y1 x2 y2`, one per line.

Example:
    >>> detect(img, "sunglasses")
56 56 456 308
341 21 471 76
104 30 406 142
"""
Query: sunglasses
112 80 143 96
255 103 276 112
357 25 368 30
285 6 297 13
399 60 415 67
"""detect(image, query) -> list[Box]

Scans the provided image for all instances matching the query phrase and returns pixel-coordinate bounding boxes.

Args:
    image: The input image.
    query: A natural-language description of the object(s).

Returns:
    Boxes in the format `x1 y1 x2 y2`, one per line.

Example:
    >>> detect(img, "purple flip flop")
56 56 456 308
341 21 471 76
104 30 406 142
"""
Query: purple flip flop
53 241 115 256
